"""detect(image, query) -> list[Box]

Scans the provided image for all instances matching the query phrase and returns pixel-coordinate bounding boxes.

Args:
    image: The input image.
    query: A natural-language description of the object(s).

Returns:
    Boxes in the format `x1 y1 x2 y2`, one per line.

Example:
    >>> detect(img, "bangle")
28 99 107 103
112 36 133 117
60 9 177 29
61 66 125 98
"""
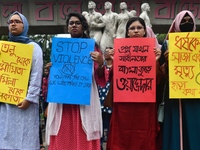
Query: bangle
98 64 104 68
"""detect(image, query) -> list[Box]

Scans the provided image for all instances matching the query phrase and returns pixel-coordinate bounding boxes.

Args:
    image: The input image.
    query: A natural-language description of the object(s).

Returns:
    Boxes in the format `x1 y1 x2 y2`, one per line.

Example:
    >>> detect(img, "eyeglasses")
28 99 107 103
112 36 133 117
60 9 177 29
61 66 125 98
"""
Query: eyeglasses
7 19 23 25
128 26 144 31
68 21 82 26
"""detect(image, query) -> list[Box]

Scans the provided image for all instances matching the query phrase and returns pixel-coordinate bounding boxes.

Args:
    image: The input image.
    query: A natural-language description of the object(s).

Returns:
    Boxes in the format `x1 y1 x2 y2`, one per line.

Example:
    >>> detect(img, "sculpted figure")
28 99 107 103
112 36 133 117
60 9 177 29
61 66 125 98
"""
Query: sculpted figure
82 11 89 18
115 2 134 38
82 1 105 45
139 3 152 28
130 10 137 17
100 1 118 52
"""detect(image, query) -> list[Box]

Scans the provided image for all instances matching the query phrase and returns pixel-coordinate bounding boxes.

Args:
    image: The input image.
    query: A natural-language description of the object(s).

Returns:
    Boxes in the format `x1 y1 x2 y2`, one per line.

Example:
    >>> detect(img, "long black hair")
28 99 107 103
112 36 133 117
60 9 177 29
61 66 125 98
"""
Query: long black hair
125 17 147 38
65 12 89 38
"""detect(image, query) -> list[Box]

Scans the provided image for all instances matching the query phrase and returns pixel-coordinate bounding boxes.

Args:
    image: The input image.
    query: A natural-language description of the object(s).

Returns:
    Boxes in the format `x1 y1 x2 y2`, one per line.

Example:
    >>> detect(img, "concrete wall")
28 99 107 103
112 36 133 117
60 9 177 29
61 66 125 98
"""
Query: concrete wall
0 0 200 35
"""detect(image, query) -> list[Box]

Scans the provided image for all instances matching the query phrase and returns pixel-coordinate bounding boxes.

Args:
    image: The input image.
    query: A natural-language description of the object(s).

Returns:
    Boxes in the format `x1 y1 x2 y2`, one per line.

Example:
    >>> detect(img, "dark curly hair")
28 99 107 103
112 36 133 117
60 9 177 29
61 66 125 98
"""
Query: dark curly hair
65 12 89 38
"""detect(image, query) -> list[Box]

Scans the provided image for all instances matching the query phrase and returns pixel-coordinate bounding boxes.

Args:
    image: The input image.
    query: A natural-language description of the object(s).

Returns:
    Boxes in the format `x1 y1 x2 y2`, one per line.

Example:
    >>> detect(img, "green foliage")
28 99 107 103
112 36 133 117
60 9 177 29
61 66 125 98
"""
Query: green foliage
29 34 55 67
156 34 166 45
0 35 8 41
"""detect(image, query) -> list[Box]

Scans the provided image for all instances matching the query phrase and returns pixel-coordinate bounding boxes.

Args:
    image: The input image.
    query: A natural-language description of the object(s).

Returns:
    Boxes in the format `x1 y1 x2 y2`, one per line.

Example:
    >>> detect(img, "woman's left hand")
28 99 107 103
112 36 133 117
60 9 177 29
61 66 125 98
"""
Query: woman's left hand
90 51 104 66
154 47 161 61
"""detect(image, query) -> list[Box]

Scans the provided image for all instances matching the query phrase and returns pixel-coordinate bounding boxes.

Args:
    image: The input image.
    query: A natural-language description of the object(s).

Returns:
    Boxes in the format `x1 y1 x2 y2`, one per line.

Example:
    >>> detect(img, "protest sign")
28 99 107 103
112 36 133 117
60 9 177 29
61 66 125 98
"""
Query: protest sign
47 37 95 105
0 41 33 105
114 38 156 102
169 32 200 98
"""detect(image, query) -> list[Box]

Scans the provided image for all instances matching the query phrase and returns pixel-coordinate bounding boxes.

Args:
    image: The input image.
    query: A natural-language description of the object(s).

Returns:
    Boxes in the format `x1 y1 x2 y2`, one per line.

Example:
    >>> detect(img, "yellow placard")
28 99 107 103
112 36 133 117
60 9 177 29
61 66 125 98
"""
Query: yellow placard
0 41 33 105
169 32 200 98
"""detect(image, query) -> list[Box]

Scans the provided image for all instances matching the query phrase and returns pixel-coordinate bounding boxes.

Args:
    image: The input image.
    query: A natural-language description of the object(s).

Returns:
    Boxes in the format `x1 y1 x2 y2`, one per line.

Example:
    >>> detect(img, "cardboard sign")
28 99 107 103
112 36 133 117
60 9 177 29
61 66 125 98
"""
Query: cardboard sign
169 32 200 98
113 38 156 102
0 41 33 105
47 37 95 105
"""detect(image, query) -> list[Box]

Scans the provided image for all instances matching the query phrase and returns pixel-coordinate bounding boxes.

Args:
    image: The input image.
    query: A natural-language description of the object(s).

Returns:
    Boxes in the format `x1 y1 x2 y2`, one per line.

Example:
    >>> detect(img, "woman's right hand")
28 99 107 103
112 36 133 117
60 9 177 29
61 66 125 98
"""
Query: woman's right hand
17 99 31 109
90 51 104 66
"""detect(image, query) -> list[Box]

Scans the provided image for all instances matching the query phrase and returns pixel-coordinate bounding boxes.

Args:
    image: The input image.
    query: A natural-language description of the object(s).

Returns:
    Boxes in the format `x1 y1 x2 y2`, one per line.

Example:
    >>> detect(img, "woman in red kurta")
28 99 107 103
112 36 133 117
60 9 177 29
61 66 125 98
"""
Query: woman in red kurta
46 12 107 150
106 17 162 150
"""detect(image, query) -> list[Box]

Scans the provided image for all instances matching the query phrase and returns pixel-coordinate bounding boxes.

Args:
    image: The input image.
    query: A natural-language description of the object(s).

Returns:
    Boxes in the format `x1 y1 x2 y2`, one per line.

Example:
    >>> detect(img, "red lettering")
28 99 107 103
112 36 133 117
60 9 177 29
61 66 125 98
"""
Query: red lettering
35 2 55 20
59 2 82 20
2 3 22 18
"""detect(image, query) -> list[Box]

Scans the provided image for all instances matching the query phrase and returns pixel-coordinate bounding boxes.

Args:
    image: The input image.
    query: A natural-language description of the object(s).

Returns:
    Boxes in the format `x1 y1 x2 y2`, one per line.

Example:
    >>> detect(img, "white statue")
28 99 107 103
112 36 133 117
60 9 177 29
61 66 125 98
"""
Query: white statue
82 1 105 46
82 11 89 18
130 10 137 17
100 1 118 52
139 3 152 28
116 2 134 38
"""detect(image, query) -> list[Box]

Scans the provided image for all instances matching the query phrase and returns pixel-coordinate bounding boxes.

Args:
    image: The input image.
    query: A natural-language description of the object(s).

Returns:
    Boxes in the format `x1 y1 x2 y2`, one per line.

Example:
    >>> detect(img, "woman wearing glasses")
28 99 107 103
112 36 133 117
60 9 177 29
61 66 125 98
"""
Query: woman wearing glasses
106 17 162 150
0 11 43 149
46 12 106 150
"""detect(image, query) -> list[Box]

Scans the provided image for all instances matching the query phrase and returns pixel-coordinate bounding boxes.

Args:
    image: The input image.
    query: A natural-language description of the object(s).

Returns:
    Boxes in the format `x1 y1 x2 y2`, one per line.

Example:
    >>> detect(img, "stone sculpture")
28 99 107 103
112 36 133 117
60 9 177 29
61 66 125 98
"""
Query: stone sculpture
100 1 118 52
139 3 152 28
82 1 105 46
115 2 134 38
